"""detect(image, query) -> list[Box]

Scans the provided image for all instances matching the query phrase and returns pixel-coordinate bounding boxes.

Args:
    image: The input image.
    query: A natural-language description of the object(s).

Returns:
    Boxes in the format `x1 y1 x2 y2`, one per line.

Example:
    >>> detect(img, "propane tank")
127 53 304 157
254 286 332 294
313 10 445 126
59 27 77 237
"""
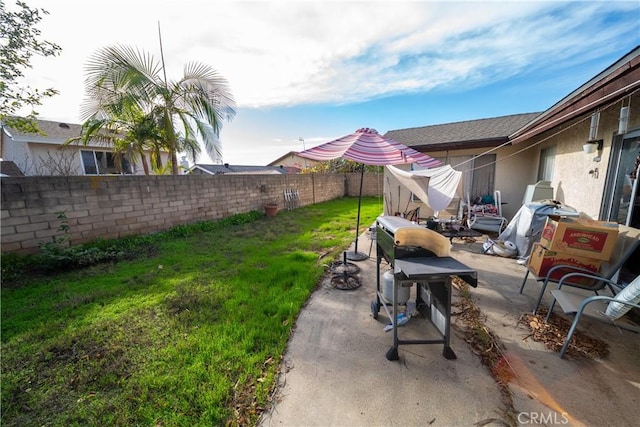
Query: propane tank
382 269 410 304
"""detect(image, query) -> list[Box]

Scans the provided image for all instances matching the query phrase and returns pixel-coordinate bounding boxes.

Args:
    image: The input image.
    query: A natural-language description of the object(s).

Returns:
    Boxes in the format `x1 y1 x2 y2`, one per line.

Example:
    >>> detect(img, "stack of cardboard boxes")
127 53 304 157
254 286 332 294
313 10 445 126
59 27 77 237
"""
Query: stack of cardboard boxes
527 215 619 285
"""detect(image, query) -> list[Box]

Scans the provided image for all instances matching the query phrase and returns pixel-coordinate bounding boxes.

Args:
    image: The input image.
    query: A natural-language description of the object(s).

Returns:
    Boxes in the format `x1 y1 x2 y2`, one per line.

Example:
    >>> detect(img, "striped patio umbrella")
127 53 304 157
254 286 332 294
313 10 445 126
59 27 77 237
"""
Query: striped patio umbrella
298 127 441 168
299 128 442 260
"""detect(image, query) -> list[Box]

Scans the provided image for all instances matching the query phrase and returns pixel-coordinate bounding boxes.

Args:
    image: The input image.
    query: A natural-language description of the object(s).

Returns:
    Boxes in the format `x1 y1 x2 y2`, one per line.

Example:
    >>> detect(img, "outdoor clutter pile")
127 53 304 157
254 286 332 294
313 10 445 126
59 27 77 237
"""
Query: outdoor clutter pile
469 194 500 216
526 215 619 284
483 238 518 258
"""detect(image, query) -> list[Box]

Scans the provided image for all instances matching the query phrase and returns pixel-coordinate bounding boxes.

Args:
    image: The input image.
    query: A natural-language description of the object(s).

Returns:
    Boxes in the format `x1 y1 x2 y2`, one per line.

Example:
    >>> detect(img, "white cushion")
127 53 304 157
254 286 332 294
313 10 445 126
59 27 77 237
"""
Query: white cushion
605 275 640 319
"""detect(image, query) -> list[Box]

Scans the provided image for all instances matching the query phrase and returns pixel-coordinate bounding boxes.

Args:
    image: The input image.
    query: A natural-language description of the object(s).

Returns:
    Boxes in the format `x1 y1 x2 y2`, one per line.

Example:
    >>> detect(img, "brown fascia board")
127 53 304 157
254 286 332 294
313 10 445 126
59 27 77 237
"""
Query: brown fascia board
510 51 640 144
413 137 510 152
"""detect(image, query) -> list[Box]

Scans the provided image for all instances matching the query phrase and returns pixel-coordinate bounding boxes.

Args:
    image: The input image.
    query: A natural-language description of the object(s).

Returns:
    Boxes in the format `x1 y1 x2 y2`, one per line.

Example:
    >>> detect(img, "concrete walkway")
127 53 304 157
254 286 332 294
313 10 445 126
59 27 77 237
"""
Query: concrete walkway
259 230 640 427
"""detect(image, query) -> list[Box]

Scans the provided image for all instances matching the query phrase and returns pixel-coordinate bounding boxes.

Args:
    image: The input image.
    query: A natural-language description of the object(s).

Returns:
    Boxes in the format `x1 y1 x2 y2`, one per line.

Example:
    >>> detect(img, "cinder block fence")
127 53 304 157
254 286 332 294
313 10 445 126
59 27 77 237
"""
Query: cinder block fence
1 172 383 254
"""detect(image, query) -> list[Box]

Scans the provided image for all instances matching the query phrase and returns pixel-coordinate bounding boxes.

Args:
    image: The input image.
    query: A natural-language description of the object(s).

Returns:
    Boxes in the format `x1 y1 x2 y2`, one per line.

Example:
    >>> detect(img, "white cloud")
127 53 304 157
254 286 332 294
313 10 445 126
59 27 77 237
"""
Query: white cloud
15 0 640 124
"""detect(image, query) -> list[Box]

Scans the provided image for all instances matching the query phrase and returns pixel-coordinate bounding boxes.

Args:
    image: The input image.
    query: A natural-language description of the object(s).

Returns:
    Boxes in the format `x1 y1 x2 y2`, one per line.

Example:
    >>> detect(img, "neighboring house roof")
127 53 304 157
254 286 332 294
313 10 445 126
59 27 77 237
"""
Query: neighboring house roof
510 46 640 144
384 112 541 151
2 118 127 151
268 151 299 166
189 164 288 175
268 151 319 173
0 160 25 176
3 118 174 155
3 119 83 145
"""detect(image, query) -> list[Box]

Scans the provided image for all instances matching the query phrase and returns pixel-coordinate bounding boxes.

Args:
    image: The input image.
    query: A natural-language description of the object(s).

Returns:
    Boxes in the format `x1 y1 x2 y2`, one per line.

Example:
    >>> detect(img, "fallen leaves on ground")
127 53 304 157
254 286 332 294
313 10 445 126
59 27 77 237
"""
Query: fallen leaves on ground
451 277 516 426
519 309 609 359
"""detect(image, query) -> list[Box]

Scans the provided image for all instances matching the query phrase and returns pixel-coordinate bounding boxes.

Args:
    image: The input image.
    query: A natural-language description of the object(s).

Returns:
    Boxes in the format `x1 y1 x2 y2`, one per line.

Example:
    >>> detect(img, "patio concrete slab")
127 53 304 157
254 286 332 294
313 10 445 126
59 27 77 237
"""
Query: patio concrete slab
259 229 640 427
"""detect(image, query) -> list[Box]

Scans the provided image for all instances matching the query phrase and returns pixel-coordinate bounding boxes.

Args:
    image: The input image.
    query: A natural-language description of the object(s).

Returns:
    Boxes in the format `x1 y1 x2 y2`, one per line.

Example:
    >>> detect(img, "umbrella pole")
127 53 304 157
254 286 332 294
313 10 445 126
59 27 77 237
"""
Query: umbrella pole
347 165 368 261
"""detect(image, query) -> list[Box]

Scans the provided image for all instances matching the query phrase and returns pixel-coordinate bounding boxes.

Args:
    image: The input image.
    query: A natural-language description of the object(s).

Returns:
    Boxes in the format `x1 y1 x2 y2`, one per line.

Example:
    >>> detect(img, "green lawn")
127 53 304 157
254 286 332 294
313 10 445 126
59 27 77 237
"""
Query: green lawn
1 197 383 427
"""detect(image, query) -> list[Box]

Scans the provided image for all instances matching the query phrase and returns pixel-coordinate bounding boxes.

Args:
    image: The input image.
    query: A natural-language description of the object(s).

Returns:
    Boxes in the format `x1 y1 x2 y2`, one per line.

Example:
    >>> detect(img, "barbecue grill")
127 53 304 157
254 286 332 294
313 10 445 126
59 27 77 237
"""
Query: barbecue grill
372 215 477 360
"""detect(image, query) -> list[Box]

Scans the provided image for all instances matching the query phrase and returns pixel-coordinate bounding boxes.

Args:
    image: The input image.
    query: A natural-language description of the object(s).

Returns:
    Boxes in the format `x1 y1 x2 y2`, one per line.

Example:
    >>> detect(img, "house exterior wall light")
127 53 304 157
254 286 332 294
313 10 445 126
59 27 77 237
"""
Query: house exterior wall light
583 139 603 155
583 142 597 154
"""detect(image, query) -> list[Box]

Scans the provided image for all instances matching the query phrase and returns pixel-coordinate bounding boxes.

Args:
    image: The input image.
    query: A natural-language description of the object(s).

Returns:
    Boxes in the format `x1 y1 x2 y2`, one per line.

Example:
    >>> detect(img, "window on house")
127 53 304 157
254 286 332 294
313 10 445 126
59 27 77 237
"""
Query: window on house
435 154 496 201
412 153 497 203
469 154 496 200
81 150 131 175
537 146 556 181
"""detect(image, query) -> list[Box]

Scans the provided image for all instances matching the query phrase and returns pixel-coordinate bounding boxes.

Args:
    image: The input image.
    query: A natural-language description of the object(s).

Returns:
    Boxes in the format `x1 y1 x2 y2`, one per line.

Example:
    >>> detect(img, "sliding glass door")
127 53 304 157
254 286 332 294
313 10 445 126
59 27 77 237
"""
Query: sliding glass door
601 130 640 227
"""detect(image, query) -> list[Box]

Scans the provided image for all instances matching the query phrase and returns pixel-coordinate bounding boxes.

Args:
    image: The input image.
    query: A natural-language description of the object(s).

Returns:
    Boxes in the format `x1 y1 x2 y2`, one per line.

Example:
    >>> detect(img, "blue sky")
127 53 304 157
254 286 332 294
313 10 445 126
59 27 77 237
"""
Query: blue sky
18 0 640 165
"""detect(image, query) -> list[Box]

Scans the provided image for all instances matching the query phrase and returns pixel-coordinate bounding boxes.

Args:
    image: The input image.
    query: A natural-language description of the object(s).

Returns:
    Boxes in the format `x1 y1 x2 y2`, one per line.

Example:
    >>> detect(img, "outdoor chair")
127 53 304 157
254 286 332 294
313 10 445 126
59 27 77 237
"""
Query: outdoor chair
543 272 640 358
519 225 640 314
466 190 508 234
404 206 420 223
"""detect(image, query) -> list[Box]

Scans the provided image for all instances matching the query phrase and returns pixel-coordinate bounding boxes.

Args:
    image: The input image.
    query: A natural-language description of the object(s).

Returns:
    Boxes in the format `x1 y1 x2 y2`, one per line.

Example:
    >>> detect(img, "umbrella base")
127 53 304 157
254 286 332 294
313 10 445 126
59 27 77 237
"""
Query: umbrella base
346 251 368 261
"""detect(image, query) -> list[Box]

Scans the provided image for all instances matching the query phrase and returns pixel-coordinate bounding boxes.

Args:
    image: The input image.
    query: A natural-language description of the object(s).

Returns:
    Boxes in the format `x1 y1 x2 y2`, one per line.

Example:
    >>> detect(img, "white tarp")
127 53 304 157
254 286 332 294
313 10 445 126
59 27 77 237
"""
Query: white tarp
497 201 579 258
386 165 463 213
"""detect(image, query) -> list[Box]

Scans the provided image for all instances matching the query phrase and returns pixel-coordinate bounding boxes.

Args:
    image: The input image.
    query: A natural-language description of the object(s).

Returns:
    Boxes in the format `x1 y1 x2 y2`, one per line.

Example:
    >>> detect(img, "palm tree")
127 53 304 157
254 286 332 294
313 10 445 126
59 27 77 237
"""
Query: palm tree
124 111 164 174
80 44 236 174
65 102 164 175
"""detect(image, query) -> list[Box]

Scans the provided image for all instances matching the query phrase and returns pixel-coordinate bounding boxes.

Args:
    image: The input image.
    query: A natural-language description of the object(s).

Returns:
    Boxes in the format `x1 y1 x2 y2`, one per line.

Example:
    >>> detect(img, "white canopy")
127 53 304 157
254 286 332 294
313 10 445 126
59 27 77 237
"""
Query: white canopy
386 164 463 213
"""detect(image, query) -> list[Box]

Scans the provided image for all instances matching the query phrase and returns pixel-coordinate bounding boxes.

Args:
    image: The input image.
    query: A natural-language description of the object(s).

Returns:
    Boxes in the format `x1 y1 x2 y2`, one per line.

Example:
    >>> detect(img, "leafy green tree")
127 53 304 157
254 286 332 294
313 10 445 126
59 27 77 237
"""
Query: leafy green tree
80 44 236 175
302 158 382 174
0 0 61 132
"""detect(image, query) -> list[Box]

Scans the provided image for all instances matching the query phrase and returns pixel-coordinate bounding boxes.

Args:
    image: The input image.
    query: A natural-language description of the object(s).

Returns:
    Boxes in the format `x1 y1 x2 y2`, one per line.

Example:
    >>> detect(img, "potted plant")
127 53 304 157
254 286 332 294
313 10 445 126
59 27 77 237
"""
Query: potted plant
263 198 279 217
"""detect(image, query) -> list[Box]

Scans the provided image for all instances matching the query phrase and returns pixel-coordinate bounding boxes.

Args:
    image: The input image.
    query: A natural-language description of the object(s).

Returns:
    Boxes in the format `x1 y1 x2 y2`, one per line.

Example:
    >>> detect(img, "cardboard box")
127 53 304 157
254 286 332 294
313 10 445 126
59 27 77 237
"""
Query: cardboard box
527 243 601 286
539 215 619 261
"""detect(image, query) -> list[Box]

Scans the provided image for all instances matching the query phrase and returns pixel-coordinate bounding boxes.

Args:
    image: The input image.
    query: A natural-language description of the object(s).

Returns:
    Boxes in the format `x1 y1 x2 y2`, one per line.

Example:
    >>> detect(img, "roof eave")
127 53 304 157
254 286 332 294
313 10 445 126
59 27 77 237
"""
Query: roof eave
413 137 510 151
510 47 640 144
190 165 217 175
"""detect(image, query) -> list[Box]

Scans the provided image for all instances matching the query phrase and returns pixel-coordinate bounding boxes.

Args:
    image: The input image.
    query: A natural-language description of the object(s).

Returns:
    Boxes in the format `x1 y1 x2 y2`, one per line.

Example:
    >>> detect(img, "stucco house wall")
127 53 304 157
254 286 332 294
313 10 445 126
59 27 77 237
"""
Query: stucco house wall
1 119 170 176
492 143 537 219
8 141 84 175
527 96 640 219
431 97 640 222
267 152 319 171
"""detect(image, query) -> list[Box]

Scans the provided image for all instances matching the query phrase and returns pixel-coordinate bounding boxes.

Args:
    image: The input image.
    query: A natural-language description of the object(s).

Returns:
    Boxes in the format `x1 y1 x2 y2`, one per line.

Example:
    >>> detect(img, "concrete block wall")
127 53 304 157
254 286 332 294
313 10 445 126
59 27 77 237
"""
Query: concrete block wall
1 172 382 254
345 172 385 197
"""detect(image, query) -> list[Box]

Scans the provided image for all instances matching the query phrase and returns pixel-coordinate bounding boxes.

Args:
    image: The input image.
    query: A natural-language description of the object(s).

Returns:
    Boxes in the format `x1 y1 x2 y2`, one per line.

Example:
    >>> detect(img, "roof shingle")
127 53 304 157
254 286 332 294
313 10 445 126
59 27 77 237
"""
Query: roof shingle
4 119 82 142
385 112 541 148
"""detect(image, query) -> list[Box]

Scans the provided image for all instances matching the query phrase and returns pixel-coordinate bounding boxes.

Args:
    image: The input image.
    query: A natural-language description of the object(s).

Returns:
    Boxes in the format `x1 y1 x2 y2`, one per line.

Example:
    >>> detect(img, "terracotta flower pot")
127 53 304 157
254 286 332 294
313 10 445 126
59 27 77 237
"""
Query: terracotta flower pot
264 204 278 217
